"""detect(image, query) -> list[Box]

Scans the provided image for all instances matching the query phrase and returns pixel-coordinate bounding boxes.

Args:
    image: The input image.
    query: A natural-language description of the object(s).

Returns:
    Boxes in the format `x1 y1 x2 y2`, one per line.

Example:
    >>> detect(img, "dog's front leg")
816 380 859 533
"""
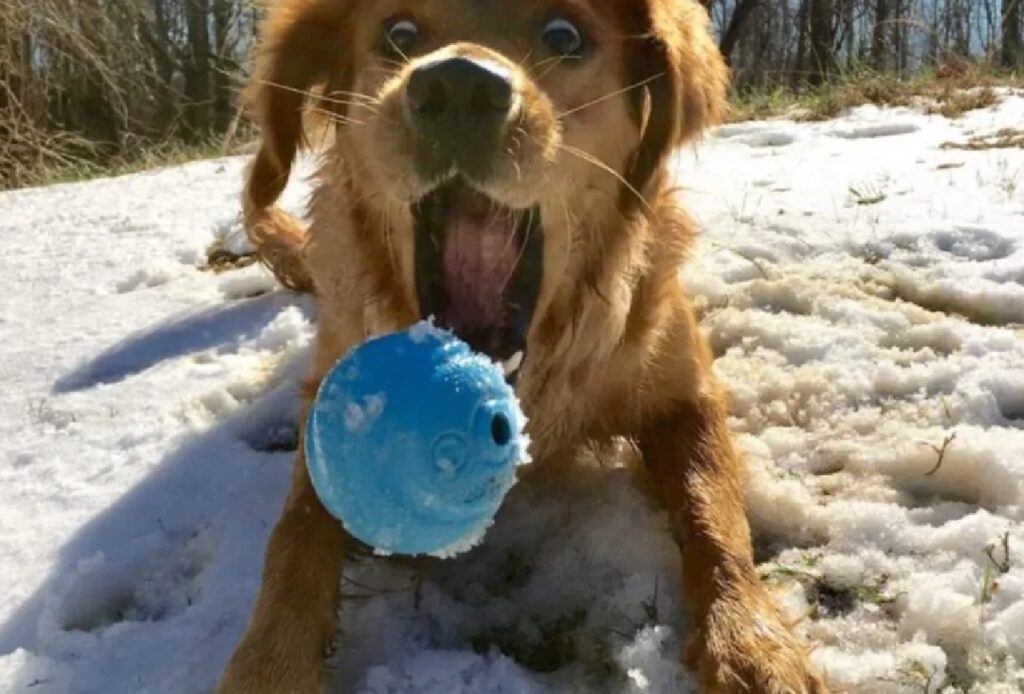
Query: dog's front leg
219 454 346 694
639 394 828 694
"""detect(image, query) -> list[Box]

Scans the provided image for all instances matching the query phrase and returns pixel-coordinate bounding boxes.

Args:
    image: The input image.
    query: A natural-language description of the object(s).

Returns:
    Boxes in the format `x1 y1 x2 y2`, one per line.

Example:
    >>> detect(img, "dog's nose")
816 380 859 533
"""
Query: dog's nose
407 56 513 144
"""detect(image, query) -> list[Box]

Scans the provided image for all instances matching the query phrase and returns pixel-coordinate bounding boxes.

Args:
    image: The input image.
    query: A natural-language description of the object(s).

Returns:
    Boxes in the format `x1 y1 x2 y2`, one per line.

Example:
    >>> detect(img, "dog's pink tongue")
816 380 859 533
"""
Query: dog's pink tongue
442 192 518 344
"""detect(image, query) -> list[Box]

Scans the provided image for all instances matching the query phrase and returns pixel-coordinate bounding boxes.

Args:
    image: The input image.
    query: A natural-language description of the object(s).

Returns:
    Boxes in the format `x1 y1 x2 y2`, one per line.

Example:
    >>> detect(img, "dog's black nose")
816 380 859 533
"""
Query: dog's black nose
408 56 513 126
407 57 513 175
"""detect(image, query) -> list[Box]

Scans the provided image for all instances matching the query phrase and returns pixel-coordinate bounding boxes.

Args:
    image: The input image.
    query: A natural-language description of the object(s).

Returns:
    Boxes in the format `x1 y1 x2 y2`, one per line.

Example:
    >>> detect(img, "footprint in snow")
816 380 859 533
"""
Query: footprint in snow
714 123 799 148
55 528 214 634
243 420 299 453
990 383 1024 426
929 225 1015 262
114 263 181 294
829 122 921 140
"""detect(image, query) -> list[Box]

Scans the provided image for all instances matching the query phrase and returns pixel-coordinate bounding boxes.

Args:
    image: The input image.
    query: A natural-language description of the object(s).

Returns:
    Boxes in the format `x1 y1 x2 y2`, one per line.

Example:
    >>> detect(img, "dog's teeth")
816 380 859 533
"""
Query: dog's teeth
502 351 524 377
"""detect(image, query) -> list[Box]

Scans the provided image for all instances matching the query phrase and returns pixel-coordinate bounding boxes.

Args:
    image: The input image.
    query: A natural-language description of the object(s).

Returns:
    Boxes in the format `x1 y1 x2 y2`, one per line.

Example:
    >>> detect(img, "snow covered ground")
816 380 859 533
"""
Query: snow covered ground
1 92 1023 693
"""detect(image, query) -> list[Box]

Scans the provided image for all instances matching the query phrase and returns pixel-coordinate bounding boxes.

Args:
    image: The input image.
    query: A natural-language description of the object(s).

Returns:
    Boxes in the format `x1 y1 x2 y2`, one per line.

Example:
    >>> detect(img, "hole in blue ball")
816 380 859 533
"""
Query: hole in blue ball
491 414 512 446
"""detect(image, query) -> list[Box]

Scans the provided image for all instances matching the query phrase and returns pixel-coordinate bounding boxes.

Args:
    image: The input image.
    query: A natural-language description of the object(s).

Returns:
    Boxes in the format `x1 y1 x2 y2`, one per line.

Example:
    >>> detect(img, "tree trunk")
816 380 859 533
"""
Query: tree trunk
808 0 835 84
719 0 764 65
212 0 234 132
954 0 970 55
840 0 855 68
873 0 892 70
184 0 212 137
926 0 940 66
1004 0 1024 67
894 0 906 73
795 0 810 85
142 0 176 131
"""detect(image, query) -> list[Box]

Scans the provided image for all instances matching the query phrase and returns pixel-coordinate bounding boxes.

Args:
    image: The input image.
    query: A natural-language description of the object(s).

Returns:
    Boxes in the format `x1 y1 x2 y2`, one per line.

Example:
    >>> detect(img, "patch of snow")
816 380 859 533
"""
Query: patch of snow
115 261 185 294
343 393 387 433
217 264 279 300
429 517 495 560
2 96 1024 692
212 216 255 256
831 121 922 140
408 318 451 344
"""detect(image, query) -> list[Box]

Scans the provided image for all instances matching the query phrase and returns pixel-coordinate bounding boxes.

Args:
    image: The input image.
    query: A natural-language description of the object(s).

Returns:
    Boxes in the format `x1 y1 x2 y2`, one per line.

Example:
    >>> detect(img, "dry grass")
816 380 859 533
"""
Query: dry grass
203 238 258 273
729 65 1023 124
941 127 1024 151
926 87 1001 118
4 64 1021 192
1 135 256 192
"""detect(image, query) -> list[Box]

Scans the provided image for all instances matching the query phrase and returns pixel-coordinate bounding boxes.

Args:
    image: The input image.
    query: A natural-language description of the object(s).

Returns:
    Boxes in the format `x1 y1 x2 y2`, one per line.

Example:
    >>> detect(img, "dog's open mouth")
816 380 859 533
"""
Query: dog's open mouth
413 179 542 381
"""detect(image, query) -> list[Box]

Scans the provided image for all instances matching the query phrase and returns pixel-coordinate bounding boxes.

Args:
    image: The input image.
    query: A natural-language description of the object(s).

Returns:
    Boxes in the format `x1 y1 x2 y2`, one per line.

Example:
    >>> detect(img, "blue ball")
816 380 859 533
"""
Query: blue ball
305 322 530 557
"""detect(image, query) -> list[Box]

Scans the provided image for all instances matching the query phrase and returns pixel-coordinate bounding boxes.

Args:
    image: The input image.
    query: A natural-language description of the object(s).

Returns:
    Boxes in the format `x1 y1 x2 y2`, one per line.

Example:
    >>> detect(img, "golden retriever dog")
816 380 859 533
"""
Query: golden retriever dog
220 1 829 692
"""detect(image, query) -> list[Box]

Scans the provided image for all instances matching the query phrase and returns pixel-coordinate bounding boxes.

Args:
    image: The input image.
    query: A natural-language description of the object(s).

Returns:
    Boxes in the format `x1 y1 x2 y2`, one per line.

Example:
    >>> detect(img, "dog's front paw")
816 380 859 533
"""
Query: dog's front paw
219 632 326 694
688 593 828 694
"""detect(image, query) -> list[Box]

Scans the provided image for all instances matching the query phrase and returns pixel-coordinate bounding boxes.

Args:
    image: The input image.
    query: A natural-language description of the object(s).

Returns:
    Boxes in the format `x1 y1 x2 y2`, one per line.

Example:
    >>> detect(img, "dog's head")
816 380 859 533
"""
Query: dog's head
246 0 726 373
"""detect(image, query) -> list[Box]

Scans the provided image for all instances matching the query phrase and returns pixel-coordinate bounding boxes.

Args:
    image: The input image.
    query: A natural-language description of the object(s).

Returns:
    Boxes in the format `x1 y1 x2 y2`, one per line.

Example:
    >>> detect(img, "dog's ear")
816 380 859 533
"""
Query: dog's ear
240 0 350 291
625 0 728 200
245 0 349 211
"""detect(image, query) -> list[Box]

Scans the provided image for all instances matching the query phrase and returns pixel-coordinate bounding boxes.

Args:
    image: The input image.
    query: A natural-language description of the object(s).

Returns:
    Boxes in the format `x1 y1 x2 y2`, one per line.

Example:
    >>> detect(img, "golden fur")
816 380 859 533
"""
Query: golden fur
220 1 829 692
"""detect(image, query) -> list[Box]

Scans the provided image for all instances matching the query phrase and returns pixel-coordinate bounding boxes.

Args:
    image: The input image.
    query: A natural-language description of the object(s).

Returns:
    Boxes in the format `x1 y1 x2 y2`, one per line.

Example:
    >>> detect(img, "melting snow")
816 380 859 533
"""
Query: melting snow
1 93 1024 692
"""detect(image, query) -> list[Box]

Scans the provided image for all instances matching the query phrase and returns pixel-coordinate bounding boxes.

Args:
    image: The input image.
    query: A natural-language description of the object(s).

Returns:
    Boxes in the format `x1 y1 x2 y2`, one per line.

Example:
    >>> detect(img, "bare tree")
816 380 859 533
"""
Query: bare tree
1004 0 1024 66
720 0 769 63
872 0 894 68
808 0 837 83
184 0 213 135
2 0 1019 189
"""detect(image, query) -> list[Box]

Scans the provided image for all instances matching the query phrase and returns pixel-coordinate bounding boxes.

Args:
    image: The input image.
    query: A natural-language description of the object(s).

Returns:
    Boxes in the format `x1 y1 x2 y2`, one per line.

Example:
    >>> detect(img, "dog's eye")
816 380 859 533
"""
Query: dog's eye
543 18 584 58
384 19 419 58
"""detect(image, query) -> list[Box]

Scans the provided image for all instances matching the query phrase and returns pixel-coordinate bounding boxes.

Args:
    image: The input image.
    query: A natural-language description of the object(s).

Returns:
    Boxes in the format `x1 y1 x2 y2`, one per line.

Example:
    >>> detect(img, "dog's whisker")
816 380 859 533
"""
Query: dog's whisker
383 200 400 280
510 155 523 183
323 98 381 115
310 107 366 128
259 80 380 112
556 143 652 215
518 47 536 70
377 56 408 69
555 185 580 280
531 53 581 81
499 207 534 295
322 87 381 105
361 67 404 81
492 208 521 275
319 99 379 116
527 55 558 72
311 112 364 128
556 72 665 120
384 38 411 64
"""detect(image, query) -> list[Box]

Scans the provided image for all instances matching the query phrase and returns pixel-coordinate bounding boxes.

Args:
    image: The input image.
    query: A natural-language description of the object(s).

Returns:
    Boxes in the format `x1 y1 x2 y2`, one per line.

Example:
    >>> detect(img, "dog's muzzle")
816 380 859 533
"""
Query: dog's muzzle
405 56 514 181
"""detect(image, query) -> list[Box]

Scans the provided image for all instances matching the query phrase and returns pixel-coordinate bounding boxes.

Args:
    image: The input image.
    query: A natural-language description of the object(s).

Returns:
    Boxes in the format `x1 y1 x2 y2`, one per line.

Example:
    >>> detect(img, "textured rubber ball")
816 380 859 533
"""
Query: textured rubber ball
305 321 531 557
491 414 512 446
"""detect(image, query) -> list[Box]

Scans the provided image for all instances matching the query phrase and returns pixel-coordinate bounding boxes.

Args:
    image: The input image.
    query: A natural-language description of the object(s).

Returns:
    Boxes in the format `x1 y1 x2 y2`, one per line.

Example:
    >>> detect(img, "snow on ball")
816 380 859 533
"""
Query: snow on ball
305 321 531 557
